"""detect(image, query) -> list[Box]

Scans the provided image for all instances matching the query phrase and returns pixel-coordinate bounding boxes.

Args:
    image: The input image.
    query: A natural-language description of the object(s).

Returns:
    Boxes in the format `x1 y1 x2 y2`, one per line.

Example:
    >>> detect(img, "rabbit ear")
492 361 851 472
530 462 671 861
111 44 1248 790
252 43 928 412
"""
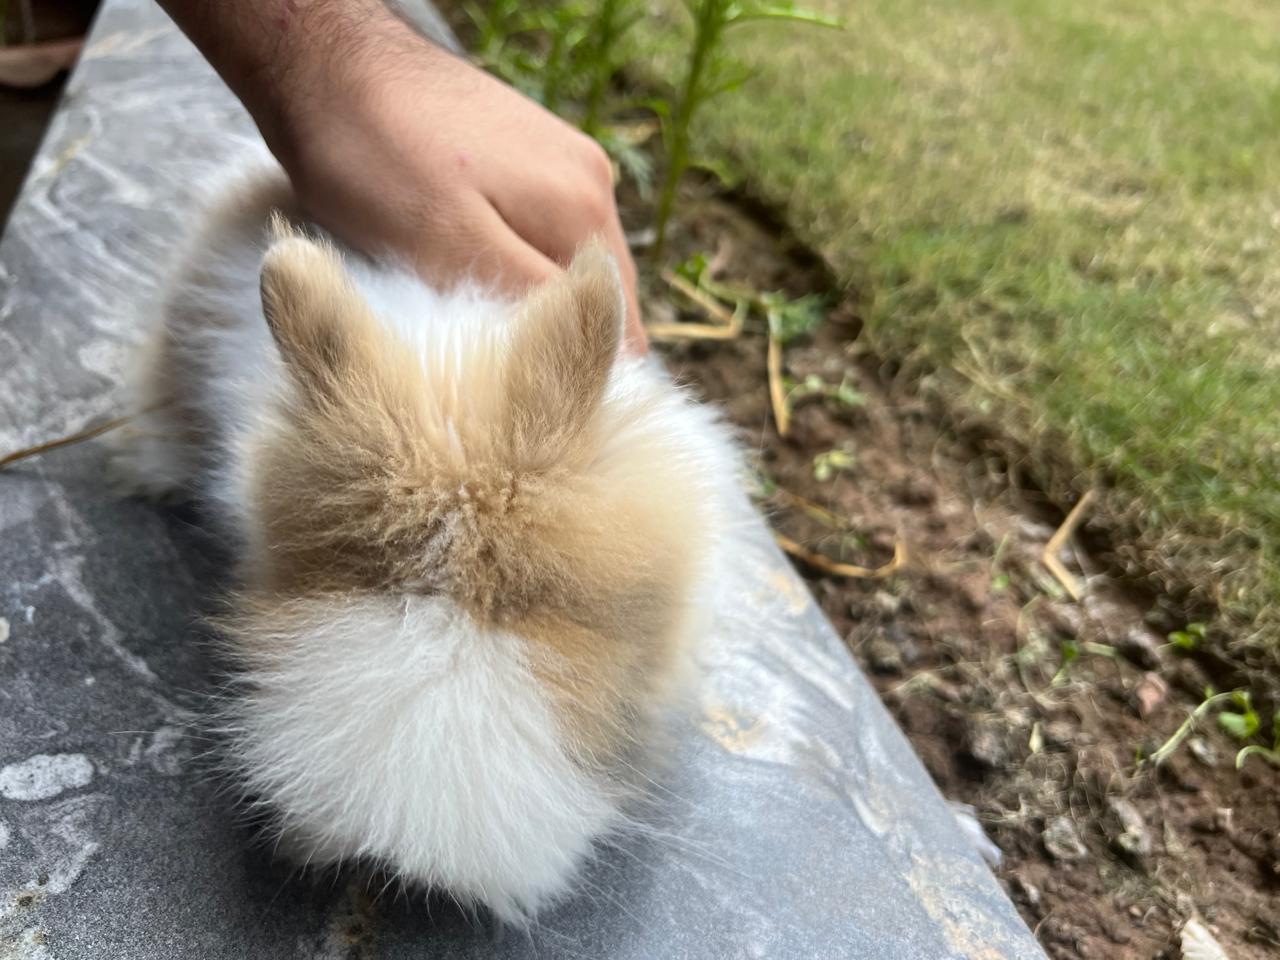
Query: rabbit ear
502 242 623 463
259 222 384 403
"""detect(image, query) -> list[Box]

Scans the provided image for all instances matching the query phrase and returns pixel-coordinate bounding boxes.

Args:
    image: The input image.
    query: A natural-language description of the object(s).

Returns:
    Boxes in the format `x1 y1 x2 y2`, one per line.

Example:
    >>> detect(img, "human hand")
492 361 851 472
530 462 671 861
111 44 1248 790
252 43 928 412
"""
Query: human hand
258 12 646 353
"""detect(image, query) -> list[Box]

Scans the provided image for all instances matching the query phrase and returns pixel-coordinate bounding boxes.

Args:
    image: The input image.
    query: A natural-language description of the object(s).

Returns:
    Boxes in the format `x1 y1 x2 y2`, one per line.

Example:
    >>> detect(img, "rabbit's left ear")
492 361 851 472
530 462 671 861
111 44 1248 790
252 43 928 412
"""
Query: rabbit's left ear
501 241 623 463
259 223 388 403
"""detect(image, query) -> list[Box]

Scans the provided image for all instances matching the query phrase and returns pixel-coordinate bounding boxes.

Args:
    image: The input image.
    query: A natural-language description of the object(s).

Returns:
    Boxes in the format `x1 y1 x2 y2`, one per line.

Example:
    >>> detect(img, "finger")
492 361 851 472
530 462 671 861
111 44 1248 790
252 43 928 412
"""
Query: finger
599 214 647 356
412 200 561 299
488 154 612 268
492 198 587 270
494 190 646 354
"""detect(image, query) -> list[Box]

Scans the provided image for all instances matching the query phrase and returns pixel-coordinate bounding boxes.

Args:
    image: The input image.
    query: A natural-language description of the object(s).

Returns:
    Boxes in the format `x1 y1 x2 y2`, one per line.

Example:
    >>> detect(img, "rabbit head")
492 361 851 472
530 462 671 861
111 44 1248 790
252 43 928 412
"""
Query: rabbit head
217 224 737 918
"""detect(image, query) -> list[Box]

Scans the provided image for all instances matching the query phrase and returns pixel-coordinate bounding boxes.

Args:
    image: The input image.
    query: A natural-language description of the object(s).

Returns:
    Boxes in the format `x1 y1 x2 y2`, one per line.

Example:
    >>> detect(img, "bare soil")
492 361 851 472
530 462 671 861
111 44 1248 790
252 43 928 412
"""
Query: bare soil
638 178 1280 958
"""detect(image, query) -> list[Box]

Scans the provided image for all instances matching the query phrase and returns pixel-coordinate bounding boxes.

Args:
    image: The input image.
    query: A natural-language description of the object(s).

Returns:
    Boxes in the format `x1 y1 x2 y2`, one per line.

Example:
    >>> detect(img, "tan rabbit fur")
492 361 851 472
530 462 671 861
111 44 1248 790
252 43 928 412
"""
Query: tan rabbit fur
116 167 740 920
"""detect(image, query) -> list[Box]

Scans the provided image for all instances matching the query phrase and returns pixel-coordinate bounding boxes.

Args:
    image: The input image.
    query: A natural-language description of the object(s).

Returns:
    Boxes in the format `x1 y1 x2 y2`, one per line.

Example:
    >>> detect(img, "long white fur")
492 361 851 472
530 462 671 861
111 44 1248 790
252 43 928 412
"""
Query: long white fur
117 168 741 922
227 594 619 920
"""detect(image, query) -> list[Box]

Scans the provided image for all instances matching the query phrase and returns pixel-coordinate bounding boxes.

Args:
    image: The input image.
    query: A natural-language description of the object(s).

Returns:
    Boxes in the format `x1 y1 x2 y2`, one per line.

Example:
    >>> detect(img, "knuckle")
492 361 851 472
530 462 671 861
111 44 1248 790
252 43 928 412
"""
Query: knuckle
612 245 637 279
579 139 616 189
579 190 613 230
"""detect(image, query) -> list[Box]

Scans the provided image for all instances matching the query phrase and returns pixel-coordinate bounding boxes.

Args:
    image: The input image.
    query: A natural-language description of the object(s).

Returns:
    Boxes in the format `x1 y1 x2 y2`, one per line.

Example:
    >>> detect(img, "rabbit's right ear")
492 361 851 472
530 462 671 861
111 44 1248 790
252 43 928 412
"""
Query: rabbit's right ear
502 242 624 465
259 221 387 404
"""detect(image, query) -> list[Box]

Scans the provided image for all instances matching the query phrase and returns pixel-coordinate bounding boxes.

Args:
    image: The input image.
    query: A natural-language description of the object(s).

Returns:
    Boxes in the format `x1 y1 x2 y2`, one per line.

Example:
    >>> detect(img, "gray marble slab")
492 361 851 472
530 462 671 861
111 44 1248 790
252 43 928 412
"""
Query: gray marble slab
0 2 1044 957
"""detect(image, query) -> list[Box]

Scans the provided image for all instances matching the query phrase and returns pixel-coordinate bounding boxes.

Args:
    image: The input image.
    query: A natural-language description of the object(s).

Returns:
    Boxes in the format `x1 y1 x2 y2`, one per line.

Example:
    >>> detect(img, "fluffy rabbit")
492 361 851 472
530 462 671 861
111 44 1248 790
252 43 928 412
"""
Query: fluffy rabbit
115 170 739 921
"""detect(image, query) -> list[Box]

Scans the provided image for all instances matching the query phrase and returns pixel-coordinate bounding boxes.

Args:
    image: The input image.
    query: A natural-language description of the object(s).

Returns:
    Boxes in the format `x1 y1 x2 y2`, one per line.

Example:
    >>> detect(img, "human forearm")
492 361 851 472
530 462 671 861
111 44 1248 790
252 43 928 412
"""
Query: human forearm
155 0 647 350
155 0 433 165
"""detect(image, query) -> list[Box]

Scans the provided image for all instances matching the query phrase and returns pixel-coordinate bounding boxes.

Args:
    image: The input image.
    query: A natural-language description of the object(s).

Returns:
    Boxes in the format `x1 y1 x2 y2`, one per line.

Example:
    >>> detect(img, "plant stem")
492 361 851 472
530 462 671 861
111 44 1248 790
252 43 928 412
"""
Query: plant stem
1147 691 1233 766
582 0 623 135
542 27 567 111
653 0 724 261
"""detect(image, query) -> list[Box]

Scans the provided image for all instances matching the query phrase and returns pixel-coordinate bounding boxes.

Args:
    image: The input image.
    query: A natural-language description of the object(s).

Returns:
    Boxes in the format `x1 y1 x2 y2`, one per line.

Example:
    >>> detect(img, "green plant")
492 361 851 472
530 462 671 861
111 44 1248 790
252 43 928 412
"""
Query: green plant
593 122 658 196
748 467 779 498
785 373 865 409
1145 689 1236 766
1167 622 1206 652
467 0 638 119
1145 686 1280 772
1217 690 1260 741
671 251 827 340
762 290 828 344
1236 712 1280 770
581 0 643 135
673 250 723 289
812 446 856 482
1051 638 1080 686
537 2 591 113
989 534 1012 593
464 0 652 190
464 0 529 87
651 0 840 258
463 0 606 113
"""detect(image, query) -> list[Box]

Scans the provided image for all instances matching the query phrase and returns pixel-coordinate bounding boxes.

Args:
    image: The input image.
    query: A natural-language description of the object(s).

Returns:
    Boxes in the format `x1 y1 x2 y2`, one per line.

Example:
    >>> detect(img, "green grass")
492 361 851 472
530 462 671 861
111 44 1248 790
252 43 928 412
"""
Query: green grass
638 0 1280 647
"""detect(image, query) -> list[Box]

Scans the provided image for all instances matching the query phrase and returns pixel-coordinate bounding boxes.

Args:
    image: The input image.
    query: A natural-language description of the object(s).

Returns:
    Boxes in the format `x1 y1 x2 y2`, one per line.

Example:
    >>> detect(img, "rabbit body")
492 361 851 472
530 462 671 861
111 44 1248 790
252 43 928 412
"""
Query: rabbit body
118 170 739 920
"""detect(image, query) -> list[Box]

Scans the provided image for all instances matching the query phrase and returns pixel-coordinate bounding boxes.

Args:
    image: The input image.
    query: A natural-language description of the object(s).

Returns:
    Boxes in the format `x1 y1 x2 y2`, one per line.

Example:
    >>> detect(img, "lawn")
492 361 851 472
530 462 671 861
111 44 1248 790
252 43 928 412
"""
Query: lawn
638 0 1280 648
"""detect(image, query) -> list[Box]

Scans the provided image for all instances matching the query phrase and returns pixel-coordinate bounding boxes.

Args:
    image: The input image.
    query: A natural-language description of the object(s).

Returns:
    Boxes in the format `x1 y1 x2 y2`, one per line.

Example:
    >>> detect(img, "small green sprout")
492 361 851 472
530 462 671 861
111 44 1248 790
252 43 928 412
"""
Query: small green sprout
672 252 832 345
763 291 827 345
1051 638 1080 686
1145 688 1234 766
1217 690 1260 741
747 468 778 499
1236 712 1280 770
989 534 1011 593
1167 621 1206 652
833 380 866 408
674 250 712 286
786 374 865 409
812 447 856 482
1145 686 1271 770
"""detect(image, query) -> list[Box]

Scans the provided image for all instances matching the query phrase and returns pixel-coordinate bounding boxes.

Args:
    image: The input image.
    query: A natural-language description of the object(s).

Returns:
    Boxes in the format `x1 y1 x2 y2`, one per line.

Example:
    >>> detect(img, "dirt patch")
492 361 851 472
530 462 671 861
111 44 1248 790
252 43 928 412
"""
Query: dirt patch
635 179 1280 958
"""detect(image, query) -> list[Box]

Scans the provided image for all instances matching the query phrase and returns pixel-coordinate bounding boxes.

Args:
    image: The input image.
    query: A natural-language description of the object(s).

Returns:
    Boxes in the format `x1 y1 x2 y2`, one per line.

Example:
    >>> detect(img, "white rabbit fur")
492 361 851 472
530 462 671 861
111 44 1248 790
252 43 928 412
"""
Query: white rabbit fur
115 168 740 921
